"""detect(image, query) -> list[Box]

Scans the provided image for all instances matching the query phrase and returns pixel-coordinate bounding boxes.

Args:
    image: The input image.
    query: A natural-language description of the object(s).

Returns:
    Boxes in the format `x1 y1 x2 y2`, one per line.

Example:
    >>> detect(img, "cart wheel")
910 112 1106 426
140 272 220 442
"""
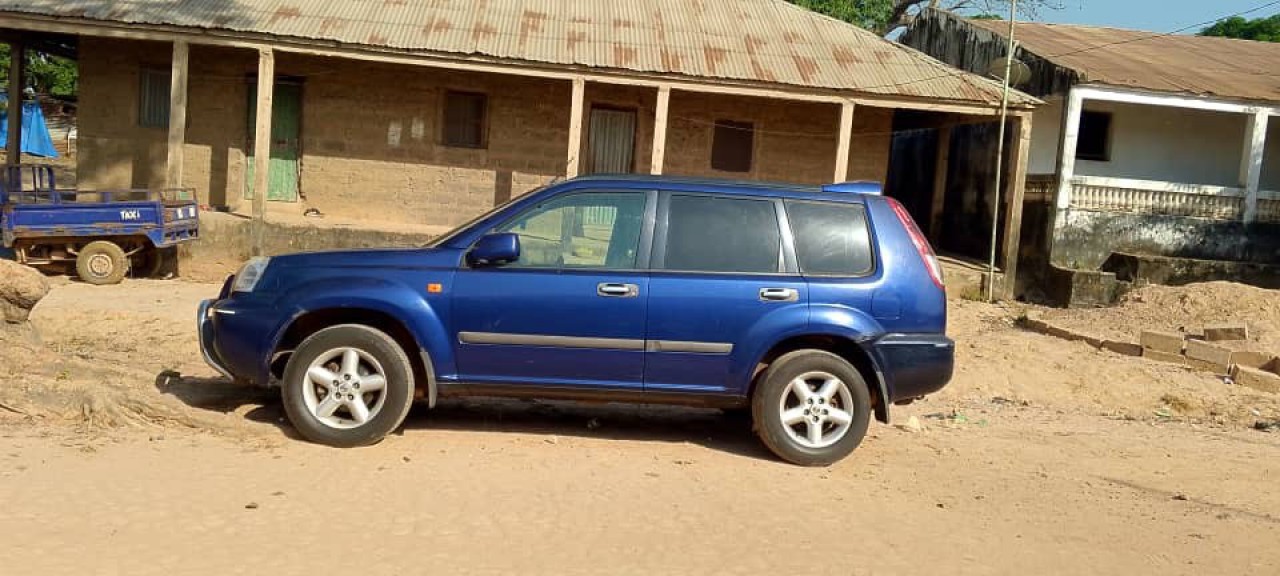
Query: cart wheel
135 246 177 279
76 241 129 285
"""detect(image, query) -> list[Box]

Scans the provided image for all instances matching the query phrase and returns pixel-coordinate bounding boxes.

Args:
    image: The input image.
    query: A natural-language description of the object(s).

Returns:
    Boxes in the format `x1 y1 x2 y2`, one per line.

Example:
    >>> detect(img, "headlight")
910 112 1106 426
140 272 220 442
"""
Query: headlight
231 257 271 293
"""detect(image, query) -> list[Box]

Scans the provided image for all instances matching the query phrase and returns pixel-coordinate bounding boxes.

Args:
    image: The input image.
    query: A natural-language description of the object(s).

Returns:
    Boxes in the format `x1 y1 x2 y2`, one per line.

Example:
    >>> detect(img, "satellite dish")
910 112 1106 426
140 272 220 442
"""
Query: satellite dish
987 57 1031 87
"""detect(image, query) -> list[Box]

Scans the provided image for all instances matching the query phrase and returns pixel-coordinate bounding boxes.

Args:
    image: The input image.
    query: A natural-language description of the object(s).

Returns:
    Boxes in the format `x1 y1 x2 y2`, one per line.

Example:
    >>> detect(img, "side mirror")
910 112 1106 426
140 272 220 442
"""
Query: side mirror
468 233 520 267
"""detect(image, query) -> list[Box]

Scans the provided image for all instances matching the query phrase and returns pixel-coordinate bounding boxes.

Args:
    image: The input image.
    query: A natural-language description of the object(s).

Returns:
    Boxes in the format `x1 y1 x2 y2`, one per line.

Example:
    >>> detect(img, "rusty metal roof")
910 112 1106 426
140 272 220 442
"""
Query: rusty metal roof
2 0 1035 106
967 18 1280 104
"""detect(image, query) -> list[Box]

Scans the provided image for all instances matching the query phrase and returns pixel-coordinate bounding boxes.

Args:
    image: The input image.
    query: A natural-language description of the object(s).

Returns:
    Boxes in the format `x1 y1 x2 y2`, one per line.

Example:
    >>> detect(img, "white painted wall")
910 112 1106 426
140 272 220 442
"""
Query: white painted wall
1073 100 1247 186
1023 93 1262 188
1262 117 1280 192
1027 97 1063 175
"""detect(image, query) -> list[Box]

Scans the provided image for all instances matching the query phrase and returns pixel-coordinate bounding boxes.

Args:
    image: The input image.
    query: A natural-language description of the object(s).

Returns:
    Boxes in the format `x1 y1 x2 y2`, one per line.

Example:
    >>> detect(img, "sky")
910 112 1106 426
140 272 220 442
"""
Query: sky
1034 0 1278 33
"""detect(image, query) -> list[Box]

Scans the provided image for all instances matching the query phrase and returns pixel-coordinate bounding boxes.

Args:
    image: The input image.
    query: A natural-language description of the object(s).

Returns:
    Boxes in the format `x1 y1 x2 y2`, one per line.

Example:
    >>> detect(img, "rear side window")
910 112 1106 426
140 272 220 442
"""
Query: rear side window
663 195 781 273
786 200 874 276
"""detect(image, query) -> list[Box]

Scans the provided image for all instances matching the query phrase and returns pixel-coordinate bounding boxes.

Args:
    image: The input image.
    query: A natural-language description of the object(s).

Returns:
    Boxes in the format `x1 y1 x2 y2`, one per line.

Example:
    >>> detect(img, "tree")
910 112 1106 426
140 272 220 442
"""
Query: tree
0 45 78 98
1200 15 1280 42
787 0 1059 36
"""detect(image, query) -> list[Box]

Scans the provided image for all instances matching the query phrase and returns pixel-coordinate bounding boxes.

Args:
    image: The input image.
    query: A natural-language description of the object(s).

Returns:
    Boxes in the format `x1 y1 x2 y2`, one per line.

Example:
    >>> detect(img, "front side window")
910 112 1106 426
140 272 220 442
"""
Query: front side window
786 200 874 276
662 195 780 273
496 192 646 269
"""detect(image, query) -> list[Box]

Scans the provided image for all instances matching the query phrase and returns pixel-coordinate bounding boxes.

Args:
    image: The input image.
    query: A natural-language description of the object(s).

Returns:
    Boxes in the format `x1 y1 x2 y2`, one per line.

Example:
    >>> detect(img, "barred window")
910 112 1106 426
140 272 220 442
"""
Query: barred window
138 68 171 129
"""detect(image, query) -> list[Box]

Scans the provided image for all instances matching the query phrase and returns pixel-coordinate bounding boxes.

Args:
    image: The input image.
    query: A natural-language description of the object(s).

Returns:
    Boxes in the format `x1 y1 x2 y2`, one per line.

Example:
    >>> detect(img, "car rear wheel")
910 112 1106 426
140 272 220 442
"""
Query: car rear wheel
76 241 128 285
752 350 871 466
281 325 415 447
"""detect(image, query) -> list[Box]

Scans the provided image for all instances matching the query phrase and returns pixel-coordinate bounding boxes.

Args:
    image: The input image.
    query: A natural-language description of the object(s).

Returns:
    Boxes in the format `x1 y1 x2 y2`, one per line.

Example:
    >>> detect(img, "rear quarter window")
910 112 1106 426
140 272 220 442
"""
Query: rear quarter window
785 200 874 276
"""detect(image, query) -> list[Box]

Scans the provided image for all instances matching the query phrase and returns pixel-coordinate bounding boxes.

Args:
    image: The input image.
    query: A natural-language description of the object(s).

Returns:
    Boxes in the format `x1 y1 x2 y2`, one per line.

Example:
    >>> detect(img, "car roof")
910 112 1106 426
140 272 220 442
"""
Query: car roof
559 174 881 202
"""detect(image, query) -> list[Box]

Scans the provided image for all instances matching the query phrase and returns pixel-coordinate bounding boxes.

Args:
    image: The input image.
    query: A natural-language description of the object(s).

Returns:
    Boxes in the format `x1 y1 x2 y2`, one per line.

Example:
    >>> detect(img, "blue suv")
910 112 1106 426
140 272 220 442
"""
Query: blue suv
198 176 953 465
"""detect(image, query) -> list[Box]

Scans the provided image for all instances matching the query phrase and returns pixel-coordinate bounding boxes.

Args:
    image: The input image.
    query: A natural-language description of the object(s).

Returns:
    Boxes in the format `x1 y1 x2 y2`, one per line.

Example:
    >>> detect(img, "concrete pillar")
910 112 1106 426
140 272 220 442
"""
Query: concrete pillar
929 125 952 242
565 76 585 178
5 38 23 164
833 101 855 182
1241 110 1268 223
250 48 275 257
650 85 671 175
1001 114 1033 299
165 40 190 190
1055 88 1084 210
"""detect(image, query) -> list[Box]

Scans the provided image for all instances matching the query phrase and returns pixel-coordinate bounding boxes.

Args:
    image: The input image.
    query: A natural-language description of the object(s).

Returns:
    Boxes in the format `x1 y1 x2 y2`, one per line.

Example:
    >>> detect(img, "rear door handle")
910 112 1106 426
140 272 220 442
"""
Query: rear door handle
759 287 799 302
598 283 639 298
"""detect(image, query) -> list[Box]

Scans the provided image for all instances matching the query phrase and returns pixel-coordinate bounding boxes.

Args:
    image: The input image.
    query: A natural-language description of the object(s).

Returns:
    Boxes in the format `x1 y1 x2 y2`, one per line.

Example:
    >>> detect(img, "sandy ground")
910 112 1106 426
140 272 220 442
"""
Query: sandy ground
2 279 1279 575
1042 281 1280 350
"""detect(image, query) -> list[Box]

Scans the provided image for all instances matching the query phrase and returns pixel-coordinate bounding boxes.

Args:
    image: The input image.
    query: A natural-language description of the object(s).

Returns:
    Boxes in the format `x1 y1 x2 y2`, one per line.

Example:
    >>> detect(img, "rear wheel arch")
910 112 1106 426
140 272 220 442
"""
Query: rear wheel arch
273 307 437 407
751 334 889 423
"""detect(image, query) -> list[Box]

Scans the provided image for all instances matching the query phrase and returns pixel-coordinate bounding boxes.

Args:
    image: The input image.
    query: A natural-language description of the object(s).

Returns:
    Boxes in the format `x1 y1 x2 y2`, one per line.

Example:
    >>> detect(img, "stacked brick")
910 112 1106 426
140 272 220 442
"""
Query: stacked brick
1138 326 1280 393
1021 313 1280 394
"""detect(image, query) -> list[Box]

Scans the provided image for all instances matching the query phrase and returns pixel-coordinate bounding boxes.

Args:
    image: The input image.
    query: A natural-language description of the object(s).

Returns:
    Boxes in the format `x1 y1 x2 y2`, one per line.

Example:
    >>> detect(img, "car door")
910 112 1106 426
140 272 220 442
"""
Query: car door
644 192 807 394
451 189 655 390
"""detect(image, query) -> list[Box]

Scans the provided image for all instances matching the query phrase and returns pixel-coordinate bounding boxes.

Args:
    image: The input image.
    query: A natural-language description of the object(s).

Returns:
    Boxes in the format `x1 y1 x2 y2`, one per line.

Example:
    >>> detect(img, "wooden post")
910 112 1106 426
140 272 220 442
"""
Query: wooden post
1241 110 1268 223
929 125 952 242
565 76 585 178
833 101 855 182
650 85 671 175
250 48 275 257
165 40 189 190
5 38 23 164
1055 88 1084 211
1001 114 1033 299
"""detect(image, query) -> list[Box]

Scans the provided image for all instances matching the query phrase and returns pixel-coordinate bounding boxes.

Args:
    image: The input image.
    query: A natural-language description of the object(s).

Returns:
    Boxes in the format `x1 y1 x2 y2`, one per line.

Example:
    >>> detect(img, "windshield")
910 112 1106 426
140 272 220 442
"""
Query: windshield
424 186 546 248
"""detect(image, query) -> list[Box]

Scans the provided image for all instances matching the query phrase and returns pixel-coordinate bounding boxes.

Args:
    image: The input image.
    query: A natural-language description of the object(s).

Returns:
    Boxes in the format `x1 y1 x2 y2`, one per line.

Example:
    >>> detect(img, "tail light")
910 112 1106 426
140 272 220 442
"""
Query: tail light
886 197 944 289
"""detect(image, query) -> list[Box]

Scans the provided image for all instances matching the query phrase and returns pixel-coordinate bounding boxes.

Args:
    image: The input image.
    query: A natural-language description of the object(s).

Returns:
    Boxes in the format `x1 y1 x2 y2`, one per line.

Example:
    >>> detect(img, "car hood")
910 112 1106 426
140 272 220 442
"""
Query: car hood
269 247 460 270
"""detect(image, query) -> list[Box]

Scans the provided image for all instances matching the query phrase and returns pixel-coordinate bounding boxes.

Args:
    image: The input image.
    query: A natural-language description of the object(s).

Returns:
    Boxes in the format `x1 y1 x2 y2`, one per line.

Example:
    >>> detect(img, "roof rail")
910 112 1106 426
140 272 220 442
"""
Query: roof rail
822 181 882 195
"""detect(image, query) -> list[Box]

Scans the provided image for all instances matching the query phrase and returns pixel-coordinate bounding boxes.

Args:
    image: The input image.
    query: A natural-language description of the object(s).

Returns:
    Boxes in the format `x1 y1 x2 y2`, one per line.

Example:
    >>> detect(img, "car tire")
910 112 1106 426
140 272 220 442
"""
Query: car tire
281 324 416 448
76 241 128 285
752 350 872 466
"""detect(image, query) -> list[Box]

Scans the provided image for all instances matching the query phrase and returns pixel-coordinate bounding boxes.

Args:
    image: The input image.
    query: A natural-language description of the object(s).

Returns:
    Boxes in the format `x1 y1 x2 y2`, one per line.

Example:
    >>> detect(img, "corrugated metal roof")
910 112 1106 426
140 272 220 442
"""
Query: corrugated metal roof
1 0 1035 106
966 18 1280 104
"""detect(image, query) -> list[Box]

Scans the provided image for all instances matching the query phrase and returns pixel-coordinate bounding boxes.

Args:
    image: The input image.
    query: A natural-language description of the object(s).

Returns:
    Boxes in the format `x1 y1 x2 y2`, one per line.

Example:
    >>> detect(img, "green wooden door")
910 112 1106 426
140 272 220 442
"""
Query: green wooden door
245 82 301 202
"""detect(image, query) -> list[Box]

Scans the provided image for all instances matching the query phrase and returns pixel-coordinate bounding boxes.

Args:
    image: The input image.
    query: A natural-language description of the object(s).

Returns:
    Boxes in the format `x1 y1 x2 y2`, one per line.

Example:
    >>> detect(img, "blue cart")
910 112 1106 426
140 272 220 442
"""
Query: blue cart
1 165 200 284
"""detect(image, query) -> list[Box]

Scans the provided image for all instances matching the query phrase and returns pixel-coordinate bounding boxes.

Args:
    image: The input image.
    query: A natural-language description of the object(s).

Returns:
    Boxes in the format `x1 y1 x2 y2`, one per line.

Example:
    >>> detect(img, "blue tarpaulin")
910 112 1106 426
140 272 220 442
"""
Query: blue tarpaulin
0 95 59 158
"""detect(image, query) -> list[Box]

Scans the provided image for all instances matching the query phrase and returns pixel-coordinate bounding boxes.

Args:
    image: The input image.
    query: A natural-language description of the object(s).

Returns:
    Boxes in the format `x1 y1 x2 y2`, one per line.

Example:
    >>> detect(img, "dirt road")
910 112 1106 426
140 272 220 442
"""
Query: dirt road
2 279 1279 575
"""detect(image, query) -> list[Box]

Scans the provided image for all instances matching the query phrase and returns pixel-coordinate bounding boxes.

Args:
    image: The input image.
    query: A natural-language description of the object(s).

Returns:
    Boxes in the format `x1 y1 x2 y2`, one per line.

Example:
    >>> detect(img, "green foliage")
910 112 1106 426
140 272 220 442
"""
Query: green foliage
787 0 894 32
970 13 1003 20
1200 15 1280 42
0 45 79 98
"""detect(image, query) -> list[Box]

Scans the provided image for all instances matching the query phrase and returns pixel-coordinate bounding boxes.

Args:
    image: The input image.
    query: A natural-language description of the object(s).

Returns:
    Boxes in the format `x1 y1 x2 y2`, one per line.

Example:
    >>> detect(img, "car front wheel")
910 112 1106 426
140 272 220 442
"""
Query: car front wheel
752 350 872 466
281 324 415 447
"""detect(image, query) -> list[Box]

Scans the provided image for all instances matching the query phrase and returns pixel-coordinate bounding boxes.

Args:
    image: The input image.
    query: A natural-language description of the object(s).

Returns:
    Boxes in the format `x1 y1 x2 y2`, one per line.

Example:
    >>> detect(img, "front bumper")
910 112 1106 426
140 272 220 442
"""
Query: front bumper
198 299 235 380
872 334 955 402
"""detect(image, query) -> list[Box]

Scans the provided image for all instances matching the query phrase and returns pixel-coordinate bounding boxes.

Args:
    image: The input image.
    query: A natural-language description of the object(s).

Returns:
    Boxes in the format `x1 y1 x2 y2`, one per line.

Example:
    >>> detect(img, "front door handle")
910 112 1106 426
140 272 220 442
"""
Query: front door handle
597 283 639 298
759 287 799 302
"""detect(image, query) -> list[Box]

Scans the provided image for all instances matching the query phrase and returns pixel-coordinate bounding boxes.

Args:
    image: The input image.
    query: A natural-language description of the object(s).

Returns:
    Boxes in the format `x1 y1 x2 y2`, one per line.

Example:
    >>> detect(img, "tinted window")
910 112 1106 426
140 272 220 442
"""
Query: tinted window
787 201 874 276
497 192 646 269
663 195 780 273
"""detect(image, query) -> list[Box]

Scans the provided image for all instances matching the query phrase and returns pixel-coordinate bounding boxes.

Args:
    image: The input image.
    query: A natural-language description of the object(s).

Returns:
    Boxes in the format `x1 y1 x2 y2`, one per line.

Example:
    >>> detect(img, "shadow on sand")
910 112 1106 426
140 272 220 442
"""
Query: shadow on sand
155 370 772 461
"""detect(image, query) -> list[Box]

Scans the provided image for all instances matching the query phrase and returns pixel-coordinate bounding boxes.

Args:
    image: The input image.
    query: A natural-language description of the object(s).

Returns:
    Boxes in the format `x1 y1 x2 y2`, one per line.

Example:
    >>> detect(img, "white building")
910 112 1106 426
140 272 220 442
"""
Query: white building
903 10 1280 300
